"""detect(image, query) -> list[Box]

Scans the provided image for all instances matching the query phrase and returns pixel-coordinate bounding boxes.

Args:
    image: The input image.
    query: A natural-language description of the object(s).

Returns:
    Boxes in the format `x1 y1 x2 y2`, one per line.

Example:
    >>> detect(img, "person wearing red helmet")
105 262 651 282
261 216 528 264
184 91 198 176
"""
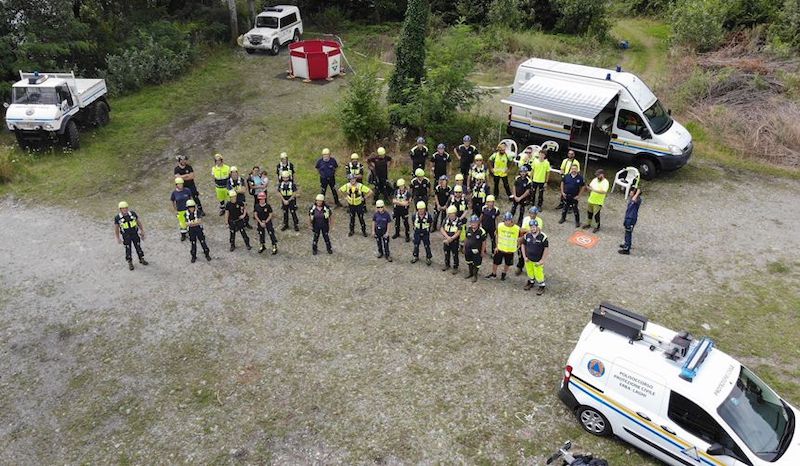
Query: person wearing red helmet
254 191 278 255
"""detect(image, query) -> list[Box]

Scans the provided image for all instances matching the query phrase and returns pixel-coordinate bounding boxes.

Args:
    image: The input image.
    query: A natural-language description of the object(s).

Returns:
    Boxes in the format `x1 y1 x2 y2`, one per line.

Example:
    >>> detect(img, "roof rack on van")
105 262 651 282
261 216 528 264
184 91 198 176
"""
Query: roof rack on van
592 303 694 361
264 7 283 12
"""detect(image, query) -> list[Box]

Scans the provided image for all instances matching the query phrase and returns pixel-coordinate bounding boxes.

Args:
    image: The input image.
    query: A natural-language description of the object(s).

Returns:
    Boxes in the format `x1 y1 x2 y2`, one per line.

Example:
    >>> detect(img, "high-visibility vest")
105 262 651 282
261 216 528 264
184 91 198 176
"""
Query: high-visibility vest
117 213 138 233
490 151 509 177
443 217 460 234
279 181 296 198
497 223 520 252
341 183 369 205
588 178 610 205
212 164 231 188
532 158 551 183
560 157 580 174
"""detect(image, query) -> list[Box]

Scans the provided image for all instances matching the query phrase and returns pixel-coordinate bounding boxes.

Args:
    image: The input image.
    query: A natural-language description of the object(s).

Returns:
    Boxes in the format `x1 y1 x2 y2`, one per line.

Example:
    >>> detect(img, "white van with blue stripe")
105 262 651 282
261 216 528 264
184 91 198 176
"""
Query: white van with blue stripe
559 303 800 466
502 59 693 180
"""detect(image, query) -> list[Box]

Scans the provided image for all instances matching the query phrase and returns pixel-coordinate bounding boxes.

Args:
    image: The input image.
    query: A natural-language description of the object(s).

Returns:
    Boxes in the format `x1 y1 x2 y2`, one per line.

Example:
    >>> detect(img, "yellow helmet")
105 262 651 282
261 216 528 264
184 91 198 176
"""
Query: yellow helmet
281 170 291 178
446 205 457 214
486 195 496 202
322 148 331 155
350 153 359 160
174 177 184 184
213 153 223 160
118 201 129 209
453 185 463 193
376 200 385 208
455 173 464 181
228 190 237 198
280 152 288 159
474 154 483 161
230 166 238 172
315 194 325 202
396 178 406 187
377 147 386 156
416 201 426 209
414 168 424 177
186 199 196 207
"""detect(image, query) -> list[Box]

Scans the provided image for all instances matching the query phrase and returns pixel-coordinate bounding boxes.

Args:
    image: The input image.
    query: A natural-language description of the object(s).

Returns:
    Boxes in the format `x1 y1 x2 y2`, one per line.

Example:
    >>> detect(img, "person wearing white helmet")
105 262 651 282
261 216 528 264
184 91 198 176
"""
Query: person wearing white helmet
467 153 486 191
171 177 193 242
454 135 478 180
347 153 364 183
430 143 451 181
227 166 248 205
470 172 489 217
309 194 334 255
114 201 148 270
184 199 211 263
340 173 372 237
276 152 295 182
391 178 411 242
254 191 278 255
225 189 251 251
409 136 429 172
410 168 430 207
367 146 393 201
211 153 230 215
410 201 433 265
277 170 300 231
440 205 462 273
174 154 204 217
315 148 342 207
372 199 393 262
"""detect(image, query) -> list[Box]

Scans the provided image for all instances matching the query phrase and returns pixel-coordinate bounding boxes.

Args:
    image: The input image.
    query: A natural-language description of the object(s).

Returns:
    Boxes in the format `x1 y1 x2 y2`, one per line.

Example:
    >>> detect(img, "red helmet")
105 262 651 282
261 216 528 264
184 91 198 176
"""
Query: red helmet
257 192 266 200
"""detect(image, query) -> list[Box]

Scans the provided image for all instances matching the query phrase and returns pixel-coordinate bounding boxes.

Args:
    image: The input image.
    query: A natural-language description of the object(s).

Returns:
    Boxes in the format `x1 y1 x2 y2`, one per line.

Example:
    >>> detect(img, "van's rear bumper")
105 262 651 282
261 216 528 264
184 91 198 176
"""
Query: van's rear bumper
659 142 693 171
558 381 580 411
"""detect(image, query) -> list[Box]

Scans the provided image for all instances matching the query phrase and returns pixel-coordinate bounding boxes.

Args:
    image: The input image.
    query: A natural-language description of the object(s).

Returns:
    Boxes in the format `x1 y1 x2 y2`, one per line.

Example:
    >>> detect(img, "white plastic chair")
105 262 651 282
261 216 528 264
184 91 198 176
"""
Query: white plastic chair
541 140 560 153
499 139 517 158
516 145 540 166
612 166 641 199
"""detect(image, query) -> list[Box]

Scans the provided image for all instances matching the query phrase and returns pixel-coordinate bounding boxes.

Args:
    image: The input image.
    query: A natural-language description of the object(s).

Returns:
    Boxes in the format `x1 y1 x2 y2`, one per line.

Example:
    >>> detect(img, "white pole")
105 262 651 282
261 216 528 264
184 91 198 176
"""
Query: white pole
584 122 593 178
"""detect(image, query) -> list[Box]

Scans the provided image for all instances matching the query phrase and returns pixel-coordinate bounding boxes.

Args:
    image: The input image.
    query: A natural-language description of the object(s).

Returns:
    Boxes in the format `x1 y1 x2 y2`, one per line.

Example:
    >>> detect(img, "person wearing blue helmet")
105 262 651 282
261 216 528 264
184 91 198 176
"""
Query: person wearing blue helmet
454 135 478 180
487 212 520 280
409 136 429 172
430 143 451 181
521 219 549 295
463 215 488 283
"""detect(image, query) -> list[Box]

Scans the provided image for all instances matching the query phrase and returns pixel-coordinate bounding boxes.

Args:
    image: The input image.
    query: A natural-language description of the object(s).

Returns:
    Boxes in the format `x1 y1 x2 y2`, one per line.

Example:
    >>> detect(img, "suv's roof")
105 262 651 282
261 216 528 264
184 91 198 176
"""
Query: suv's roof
578 320 741 409
257 5 299 17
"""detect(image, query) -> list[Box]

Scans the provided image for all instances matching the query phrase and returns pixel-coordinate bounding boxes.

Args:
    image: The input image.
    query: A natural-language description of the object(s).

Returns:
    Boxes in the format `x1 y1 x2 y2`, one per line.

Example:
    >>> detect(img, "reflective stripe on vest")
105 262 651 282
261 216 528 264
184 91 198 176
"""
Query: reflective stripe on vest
443 218 460 234
280 182 295 197
414 213 430 230
212 165 231 187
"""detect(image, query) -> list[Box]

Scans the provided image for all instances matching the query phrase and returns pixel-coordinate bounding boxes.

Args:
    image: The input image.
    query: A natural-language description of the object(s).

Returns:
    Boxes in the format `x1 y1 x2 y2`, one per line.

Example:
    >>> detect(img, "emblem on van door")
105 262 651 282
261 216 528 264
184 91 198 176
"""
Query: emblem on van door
588 359 605 377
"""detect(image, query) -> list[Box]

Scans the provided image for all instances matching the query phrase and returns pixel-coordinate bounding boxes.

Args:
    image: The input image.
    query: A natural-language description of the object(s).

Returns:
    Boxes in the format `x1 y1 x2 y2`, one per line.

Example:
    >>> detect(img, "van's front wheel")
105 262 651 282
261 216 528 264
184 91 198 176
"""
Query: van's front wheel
270 40 280 55
635 156 657 181
577 406 612 436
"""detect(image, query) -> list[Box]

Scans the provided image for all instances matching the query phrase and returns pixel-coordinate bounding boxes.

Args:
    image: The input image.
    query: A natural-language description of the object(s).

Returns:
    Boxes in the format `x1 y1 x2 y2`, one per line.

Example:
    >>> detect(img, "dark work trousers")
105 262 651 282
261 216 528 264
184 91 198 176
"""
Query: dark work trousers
460 164 470 179
122 232 144 261
348 204 367 234
188 227 209 259
188 185 204 215
258 221 278 246
393 207 410 239
229 219 250 247
561 195 580 224
432 207 445 231
312 224 332 252
282 199 299 228
443 239 460 268
485 227 497 253
511 199 527 225
465 247 483 269
375 179 392 202
623 218 636 250
492 175 511 198
413 230 432 259
530 182 545 209
375 227 390 257
320 177 340 204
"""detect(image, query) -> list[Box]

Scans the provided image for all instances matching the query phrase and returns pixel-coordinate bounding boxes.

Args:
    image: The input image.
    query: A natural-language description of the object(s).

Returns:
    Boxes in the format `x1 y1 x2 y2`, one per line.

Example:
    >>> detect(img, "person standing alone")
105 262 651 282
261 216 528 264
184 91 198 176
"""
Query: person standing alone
114 201 148 270
619 187 642 255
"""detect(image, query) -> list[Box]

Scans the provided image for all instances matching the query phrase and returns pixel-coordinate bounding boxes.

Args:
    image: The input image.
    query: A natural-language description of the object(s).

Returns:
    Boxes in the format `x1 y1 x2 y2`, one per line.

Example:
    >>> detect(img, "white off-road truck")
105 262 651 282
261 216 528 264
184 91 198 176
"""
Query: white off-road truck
242 5 303 55
4 71 110 150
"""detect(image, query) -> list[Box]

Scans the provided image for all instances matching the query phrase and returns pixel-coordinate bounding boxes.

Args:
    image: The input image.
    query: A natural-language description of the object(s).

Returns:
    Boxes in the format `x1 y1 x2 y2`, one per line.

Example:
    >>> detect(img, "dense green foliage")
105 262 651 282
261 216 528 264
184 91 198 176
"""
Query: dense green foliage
340 66 389 149
670 0 726 51
770 0 800 51
387 0 429 106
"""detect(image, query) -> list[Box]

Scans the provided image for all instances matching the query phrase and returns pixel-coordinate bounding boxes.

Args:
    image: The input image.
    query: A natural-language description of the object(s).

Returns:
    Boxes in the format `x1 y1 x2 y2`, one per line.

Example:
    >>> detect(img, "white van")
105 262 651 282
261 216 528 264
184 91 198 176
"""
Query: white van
242 5 303 55
502 59 693 180
559 303 799 466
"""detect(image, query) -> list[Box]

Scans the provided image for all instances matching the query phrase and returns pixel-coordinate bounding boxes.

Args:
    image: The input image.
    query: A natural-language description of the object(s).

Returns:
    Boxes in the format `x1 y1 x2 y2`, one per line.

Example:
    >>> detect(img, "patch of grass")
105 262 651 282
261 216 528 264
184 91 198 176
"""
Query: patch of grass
767 260 791 274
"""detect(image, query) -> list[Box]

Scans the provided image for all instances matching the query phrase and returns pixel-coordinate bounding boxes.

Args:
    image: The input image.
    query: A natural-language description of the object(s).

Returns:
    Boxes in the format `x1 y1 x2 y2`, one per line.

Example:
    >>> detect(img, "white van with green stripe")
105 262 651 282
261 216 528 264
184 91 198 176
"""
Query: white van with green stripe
559 303 799 466
502 59 693 180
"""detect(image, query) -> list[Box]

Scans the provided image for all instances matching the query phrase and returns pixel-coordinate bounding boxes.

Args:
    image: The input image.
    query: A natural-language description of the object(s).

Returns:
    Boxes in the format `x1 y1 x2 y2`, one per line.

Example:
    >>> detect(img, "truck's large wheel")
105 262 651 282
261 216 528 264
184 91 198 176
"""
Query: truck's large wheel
292 30 300 43
14 131 32 151
270 40 280 55
63 120 80 150
245 48 255 54
94 101 110 127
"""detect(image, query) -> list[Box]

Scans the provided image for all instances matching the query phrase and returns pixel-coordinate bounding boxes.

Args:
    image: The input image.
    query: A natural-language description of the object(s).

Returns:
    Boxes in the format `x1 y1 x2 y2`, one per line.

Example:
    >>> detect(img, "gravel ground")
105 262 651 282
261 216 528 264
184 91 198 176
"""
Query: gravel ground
1 163 799 464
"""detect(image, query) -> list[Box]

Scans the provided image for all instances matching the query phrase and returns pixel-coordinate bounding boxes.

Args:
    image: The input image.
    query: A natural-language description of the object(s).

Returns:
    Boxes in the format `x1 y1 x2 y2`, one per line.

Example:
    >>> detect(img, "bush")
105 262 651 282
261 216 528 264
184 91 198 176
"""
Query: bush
339 66 390 150
387 0 429 107
611 0 674 15
723 0 779 29
553 0 609 38
770 0 800 51
309 6 350 33
488 0 523 28
0 148 16 184
670 0 726 51
426 113 502 152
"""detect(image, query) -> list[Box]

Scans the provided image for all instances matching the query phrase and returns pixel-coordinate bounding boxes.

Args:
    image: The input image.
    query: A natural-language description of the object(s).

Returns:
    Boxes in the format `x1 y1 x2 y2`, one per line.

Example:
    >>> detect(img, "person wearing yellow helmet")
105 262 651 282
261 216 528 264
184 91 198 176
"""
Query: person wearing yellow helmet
447 184 469 225
530 148 552 209
184 199 211 263
113 201 148 270
315 148 342 207
225 189 251 251
276 152 296 182
372 199 393 262
410 201 433 265
309 193 334 255
391 178 411 242
468 154 486 191
171 177 193 241
339 173 372 237
410 168 430 209
453 172 466 195
277 170 300 231
367 146 393 201
254 191 278 255
211 153 231 215
470 172 489 217
347 153 364 183
174 154 204 217
409 136 429 173
440 204 462 273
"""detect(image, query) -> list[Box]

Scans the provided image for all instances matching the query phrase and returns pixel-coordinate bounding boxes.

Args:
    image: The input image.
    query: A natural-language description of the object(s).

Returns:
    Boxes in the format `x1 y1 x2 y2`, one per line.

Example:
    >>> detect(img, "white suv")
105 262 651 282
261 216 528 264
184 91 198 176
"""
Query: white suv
242 5 303 55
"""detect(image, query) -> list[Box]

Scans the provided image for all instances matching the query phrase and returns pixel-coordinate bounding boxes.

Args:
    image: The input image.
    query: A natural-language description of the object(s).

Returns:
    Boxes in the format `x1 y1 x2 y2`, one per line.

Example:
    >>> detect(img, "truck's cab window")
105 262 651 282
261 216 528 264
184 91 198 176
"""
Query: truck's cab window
668 391 749 462
617 110 646 136
282 13 297 28
56 85 73 107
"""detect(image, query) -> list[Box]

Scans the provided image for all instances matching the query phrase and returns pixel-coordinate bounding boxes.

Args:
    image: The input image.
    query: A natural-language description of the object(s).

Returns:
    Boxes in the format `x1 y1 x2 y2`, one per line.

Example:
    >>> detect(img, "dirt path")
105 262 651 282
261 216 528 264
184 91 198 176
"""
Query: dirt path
2 164 799 464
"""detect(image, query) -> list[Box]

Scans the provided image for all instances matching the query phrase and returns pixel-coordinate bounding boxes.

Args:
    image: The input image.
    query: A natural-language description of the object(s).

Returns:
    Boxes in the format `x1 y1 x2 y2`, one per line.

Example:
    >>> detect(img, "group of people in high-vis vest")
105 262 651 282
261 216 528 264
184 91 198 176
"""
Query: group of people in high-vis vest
114 140 641 289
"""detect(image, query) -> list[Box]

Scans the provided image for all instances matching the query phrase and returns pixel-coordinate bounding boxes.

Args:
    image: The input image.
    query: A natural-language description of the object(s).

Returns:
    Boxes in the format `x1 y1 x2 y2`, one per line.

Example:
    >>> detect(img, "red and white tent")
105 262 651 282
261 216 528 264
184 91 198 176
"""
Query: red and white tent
288 40 343 82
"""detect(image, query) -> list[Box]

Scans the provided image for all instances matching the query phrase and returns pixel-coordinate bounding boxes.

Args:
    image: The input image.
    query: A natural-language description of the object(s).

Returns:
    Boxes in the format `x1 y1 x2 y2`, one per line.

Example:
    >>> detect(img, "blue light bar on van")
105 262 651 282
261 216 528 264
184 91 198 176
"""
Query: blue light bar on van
679 337 714 382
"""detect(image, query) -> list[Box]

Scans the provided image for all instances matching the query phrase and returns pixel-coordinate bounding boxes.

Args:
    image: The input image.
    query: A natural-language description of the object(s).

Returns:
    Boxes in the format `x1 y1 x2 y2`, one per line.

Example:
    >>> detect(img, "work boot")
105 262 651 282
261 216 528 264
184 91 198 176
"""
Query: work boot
386 256 393 262
575 220 581 227
246 244 252 250
294 224 299 232
259 244 266 254
348 230 354 237
592 226 600 233
558 217 566 224
524 281 534 291
471 272 478 283
128 260 134 271
618 249 630 255
230 244 235 251
451 267 459 275
327 247 333 254
465 266 474 279
335 201 343 208
139 258 148 266
362 230 368 237
378 252 384 259
515 267 523 276
281 224 288 231
425 258 431 266
392 232 400 239
441 264 450 272
191 256 197 263
312 248 318 255
536 286 546 296
205 252 211 261
272 245 278 255
411 257 419 264
485 273 497 279
581 223 591 229
500 272 507 281
405 235 410 243
218 210 225 216
181 233 187 242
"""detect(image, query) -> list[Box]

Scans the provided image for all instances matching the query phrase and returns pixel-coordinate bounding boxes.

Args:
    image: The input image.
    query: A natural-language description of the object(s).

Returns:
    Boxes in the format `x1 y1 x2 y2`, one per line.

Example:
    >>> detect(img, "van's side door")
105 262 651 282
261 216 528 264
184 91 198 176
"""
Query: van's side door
666 391 751 466
279 12 298 44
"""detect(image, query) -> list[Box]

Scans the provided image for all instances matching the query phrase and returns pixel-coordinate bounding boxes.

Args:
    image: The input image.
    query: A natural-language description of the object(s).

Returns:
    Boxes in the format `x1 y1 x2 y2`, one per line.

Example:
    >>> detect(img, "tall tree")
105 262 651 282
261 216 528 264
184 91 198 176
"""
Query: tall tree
226 0 238 44
387 0 429 106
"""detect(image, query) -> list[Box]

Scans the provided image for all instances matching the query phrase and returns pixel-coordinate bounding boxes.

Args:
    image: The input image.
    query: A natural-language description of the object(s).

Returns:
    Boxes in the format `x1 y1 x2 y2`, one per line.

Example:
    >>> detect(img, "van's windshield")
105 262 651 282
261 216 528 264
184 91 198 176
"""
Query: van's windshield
12 87 59 105
717 366 794 461
643 100 673 135
256 16 278 28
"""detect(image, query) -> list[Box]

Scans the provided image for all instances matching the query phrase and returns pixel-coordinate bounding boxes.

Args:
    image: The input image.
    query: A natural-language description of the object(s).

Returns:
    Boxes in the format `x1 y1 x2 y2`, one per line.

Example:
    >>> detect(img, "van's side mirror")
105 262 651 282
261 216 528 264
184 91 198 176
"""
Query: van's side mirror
706 443 725 456
640 128 652 140
2 102 8 109
668 108 672 116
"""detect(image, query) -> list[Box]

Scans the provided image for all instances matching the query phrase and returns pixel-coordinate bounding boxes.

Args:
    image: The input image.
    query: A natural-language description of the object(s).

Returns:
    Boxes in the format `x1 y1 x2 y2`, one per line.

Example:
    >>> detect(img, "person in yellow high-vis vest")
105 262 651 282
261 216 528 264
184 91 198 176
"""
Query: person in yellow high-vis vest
211 154 231 216
486 212 520 281
583 169 609 233
530 149 551 209
488 142 512 199
340 174 372 237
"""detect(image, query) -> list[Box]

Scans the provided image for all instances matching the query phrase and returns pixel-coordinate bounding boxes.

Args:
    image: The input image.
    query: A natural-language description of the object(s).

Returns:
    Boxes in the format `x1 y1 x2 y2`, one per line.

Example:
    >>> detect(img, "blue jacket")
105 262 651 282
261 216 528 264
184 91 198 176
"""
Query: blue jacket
315 157 338 179
625 196 642 222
